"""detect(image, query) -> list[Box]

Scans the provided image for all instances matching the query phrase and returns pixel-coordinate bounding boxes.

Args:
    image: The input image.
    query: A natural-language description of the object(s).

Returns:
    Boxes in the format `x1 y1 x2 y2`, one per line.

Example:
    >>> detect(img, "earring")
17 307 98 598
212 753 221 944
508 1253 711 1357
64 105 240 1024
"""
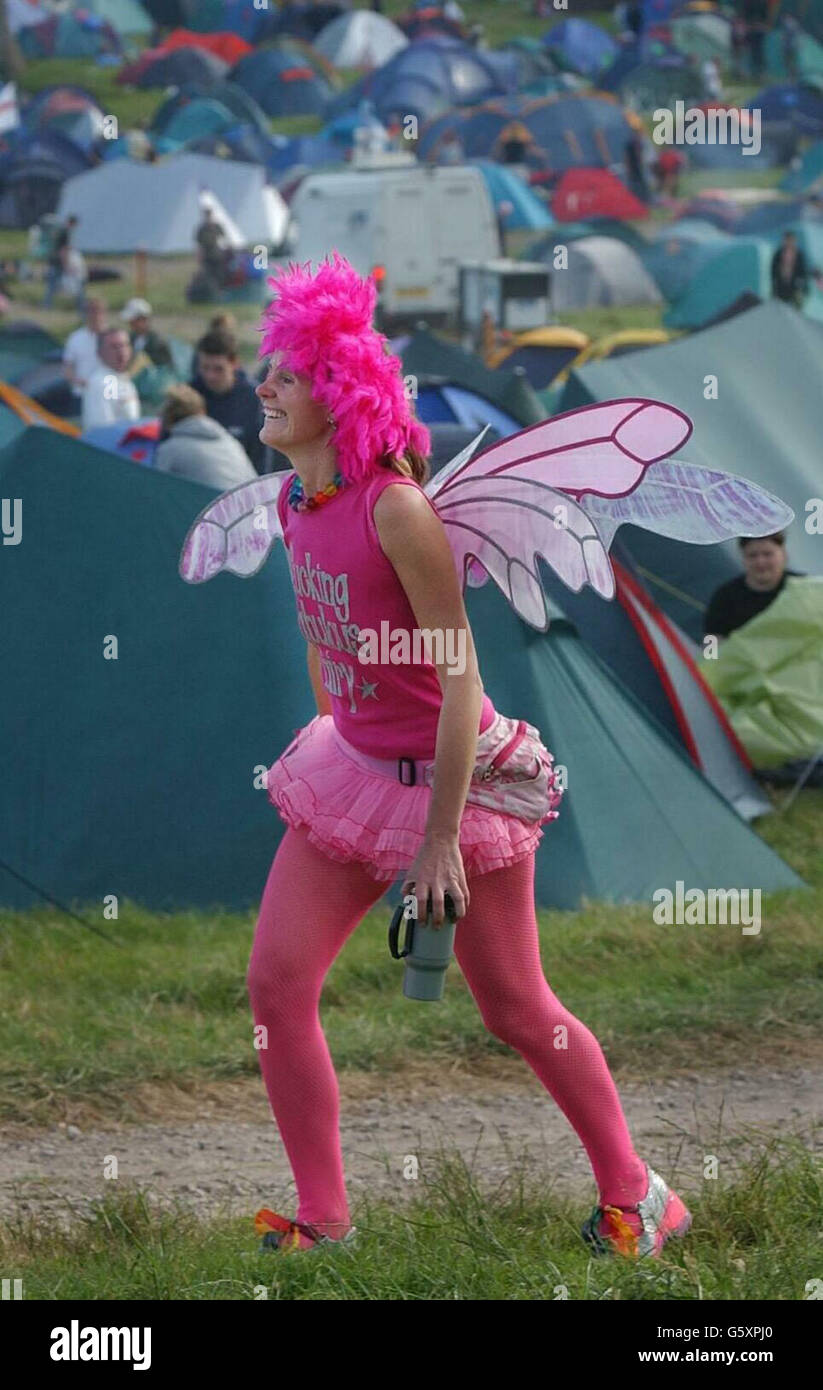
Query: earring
327 416 336 428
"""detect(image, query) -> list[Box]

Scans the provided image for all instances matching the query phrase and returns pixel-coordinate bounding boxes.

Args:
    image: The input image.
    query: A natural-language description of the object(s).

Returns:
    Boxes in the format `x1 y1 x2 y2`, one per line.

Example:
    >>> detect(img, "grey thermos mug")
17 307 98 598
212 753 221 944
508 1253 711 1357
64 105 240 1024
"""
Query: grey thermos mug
388 892 457 1001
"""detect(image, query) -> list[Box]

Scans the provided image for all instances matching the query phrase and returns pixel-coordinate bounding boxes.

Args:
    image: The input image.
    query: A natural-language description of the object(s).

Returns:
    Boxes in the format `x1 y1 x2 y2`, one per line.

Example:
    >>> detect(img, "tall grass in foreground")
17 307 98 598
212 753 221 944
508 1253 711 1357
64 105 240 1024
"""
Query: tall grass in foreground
0 1138 818 1300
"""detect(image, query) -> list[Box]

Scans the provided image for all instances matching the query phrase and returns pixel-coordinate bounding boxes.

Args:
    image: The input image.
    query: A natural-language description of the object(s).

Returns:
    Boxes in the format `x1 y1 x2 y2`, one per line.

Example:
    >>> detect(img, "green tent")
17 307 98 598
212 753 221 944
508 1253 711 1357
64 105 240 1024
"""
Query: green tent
702 578 823 768
664 226 823 330
84 0 153 38
559 299 823 638
1 427 801 914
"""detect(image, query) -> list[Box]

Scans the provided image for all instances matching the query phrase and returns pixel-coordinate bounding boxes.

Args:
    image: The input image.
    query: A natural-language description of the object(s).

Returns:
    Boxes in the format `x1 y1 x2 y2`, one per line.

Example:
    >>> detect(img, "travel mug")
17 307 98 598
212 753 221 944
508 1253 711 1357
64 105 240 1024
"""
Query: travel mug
388 892 458 1001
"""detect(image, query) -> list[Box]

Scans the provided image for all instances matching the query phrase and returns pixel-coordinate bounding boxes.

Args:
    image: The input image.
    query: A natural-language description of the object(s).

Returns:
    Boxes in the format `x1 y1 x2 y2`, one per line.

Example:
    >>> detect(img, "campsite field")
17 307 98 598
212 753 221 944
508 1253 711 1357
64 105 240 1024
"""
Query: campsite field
0 788 821 1299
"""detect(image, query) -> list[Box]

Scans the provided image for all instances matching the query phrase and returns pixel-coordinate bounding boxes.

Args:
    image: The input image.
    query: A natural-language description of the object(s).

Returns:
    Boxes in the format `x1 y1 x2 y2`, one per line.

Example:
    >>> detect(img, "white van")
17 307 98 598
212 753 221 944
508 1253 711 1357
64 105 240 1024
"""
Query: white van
290 154 500 324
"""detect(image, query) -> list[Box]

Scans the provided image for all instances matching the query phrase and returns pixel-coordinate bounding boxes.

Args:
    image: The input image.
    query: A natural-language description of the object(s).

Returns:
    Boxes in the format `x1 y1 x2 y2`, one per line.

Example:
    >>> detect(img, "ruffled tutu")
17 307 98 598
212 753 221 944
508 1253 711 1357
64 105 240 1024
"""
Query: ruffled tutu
265 715 551 882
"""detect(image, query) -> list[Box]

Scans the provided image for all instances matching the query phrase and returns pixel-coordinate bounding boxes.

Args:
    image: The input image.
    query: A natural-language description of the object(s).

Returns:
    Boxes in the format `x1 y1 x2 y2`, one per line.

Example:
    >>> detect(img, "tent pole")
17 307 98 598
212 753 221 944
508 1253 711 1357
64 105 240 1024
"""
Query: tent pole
779 747 823 813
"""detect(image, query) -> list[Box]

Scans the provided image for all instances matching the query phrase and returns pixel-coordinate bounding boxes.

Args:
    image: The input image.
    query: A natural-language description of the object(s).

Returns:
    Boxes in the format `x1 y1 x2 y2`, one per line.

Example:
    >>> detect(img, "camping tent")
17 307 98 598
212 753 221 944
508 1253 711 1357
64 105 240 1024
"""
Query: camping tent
664 225 823 328
314 10 408 68
18 12 123 60
487 326 590 389
471 159 554 230
0 129 92 227
326 36 508 125
782 138 823 192
551 168 648 222
57 155 289 252
84 0 154 39
541 18 618 77
559 299 823 638
537 235 663 310
0 428 800 913
397 326 546 427
703 578 823 769
229 49 335 117
419 94 636 173
748 82 823 135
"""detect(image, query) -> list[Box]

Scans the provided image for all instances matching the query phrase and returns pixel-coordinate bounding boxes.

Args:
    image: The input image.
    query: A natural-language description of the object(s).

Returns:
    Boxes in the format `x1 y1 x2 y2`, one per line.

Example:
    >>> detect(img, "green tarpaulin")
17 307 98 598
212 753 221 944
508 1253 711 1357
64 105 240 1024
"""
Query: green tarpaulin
1 428 802 914
702 578 823 768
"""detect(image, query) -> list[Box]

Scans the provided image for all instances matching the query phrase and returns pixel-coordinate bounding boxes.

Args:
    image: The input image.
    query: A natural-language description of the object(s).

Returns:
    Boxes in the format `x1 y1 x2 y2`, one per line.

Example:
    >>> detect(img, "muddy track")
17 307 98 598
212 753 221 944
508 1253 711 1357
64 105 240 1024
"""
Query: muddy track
2 1057 821 1229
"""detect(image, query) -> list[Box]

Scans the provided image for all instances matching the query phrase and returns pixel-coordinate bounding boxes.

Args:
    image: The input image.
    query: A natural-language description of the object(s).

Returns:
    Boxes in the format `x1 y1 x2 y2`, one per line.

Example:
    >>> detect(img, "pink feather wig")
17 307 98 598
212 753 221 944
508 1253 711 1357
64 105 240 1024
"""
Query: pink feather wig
259 252 431 483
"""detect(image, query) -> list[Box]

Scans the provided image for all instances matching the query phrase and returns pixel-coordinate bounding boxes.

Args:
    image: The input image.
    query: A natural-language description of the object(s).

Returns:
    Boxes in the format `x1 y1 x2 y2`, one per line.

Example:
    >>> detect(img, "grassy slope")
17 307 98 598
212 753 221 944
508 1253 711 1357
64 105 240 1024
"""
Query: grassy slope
1 788 821 1129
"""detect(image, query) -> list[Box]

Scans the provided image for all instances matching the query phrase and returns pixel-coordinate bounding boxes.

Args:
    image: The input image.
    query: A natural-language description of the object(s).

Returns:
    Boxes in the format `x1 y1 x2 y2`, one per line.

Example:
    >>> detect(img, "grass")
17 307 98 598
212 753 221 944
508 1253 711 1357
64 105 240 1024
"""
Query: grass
1 789 821 1129
0 1138 819 1300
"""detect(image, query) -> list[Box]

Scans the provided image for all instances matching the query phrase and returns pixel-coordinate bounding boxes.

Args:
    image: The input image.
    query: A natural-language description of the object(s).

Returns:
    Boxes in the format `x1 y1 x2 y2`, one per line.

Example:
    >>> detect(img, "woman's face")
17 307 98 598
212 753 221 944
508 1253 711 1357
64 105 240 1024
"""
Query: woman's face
257 353 331 452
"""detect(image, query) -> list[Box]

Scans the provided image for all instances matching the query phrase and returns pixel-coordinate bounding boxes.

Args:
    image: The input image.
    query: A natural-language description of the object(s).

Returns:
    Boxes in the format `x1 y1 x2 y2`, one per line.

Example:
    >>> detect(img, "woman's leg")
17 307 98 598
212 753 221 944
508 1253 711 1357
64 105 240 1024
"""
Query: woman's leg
454 852 648 1210
247 825 387 1236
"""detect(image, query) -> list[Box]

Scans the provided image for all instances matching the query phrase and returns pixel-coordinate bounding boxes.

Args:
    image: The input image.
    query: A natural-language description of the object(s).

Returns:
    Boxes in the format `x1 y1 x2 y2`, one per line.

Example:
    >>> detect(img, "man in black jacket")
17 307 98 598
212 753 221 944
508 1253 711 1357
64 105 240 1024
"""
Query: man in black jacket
704 533 801 639
190 328 265 472
771 231 816 308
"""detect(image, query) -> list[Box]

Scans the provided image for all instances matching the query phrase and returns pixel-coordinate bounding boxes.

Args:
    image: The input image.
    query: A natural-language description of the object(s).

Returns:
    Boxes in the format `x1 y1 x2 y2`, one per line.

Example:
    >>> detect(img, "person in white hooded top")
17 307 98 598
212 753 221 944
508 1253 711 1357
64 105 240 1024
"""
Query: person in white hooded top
154 384 258 490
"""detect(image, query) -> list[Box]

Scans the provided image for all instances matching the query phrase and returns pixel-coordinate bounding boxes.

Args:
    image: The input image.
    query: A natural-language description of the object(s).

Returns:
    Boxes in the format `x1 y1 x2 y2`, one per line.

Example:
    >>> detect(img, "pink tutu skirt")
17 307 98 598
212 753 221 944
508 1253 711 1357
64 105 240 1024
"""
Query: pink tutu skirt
265 715 550 882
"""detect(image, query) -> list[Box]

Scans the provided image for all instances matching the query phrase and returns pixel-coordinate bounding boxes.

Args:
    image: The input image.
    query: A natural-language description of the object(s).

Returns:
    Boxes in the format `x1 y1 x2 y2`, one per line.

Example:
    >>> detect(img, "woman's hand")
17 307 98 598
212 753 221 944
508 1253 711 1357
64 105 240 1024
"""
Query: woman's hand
402 830 469 927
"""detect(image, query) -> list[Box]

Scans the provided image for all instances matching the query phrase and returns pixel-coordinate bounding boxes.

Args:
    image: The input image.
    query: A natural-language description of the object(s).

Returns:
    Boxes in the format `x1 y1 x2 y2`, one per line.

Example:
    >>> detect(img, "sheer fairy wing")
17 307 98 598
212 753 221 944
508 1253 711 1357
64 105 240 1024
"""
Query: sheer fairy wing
179 473 287 583
435 478 616 631
426 400 693 625
430 400 692 500
569 459 795 550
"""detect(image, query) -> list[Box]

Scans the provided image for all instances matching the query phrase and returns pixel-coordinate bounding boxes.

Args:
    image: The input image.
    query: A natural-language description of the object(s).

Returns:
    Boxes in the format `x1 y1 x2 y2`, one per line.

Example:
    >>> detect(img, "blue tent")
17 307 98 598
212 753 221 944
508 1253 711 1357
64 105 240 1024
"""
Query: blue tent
470 160 554 231
19 12 123 60
0 129 92 228
326 36 509 126
541 19 618 77
640 218 732 302
230 49 335 118
415 384 521 436
748 83 823 135
419 94 635 173
685 125 798 170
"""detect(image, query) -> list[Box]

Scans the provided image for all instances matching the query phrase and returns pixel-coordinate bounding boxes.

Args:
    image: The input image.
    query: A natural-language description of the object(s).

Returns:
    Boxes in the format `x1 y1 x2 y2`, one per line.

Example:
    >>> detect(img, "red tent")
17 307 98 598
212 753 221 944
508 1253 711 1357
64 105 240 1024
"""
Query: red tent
160 29 254 67
552 168 649 222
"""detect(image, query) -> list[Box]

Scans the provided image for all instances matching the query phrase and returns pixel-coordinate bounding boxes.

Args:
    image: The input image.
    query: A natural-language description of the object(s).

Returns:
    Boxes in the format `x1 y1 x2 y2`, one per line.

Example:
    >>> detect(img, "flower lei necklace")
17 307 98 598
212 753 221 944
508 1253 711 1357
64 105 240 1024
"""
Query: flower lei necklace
288 470 347 512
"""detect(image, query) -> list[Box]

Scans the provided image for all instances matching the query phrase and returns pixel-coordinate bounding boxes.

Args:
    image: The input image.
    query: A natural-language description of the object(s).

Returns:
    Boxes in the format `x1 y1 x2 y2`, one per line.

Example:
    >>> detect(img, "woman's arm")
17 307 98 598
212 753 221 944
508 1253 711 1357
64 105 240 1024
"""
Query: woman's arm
373 482 485 924
307 641 333 716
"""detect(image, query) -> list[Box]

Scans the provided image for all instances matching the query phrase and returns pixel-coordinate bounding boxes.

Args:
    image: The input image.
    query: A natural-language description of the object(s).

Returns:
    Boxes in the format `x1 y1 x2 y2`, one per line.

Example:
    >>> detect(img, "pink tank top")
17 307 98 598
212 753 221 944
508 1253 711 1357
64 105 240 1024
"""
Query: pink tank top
277 468 496 758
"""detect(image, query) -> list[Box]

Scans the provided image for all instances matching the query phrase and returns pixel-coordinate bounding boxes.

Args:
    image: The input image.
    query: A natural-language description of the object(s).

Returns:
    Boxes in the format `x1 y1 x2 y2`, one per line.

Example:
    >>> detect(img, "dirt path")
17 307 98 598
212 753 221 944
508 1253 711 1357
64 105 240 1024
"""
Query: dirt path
3 1058 821 1228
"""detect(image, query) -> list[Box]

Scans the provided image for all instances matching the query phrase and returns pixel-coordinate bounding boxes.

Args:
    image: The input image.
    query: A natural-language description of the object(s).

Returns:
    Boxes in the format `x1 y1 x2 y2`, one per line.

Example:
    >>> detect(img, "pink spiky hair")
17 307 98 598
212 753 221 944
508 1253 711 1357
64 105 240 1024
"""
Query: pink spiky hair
259 251 431 483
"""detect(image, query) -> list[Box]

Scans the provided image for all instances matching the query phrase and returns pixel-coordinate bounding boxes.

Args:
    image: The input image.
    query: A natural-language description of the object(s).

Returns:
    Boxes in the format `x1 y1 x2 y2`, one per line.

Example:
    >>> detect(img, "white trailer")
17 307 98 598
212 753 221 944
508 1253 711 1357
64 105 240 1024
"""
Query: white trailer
290 153 500 324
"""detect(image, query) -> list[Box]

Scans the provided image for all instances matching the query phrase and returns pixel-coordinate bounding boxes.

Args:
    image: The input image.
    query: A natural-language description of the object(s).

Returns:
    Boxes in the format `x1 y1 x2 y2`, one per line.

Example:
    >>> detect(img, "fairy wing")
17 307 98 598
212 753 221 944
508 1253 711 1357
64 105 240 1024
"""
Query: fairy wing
179 473 287 584
426 401 794 630
568 458 794 549
426 400 691 629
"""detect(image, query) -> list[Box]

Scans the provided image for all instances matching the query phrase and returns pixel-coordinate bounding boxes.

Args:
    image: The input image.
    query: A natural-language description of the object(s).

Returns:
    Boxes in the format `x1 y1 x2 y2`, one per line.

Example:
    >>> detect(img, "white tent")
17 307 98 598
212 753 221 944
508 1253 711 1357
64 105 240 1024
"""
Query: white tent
57 155 289 253
314 10 408 68
551 236 662 311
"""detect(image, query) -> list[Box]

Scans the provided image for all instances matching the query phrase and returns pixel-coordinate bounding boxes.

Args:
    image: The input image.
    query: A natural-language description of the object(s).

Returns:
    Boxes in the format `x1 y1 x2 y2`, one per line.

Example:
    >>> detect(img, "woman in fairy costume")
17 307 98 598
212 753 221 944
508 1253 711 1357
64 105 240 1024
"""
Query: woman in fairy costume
179 253 707 1259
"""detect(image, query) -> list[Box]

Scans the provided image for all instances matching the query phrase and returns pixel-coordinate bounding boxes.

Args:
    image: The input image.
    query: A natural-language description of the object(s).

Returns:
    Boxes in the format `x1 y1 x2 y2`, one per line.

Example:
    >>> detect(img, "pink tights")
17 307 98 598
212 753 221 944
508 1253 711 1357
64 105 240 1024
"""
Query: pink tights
247 825 648 1234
